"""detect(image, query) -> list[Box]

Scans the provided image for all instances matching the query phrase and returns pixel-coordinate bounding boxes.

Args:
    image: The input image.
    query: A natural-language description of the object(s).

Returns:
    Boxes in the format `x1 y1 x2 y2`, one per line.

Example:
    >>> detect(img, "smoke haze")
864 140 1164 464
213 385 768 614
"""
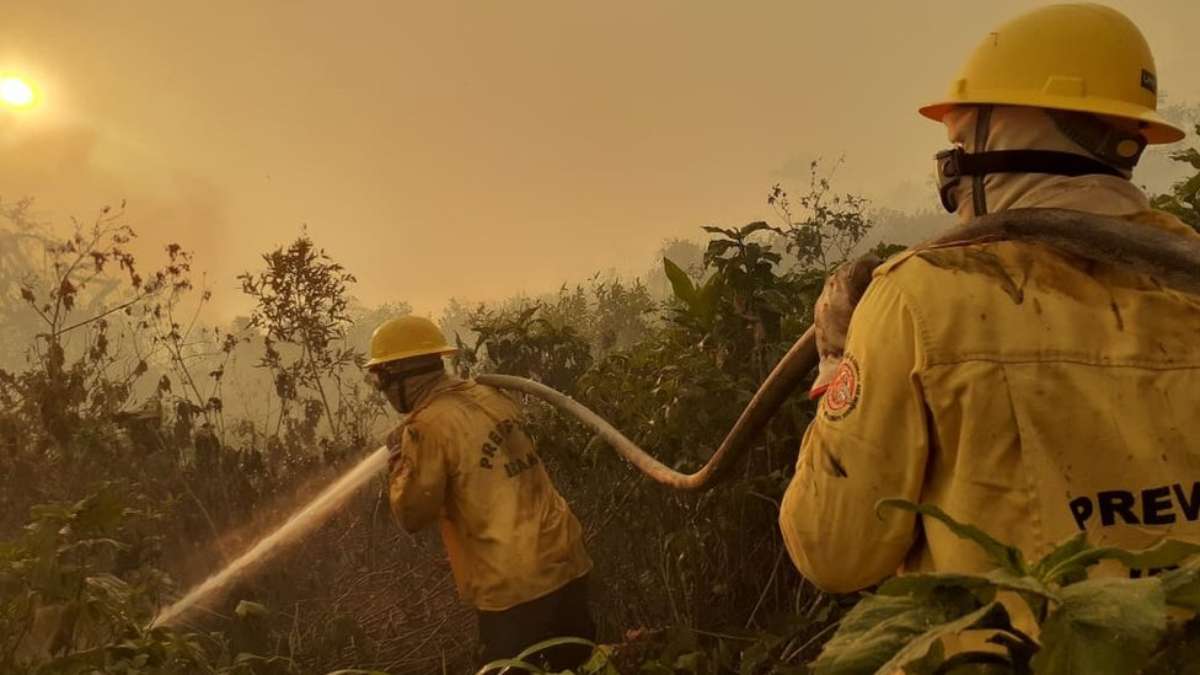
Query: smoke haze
3 1 1198 318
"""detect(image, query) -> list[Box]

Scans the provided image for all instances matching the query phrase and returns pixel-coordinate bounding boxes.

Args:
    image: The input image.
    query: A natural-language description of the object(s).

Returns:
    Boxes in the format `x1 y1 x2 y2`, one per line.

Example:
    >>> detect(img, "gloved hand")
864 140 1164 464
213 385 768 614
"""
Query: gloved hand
809 254 882 399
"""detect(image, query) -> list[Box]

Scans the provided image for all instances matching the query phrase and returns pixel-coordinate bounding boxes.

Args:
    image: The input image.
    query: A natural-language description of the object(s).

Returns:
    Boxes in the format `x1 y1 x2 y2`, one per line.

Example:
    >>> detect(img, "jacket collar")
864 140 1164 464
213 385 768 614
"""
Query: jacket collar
405 371 469 416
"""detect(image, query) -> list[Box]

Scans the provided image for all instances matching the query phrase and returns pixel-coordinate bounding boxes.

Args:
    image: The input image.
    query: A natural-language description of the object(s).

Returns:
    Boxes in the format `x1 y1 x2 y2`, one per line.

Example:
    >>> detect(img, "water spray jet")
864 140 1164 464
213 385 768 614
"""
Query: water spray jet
152 447 389 628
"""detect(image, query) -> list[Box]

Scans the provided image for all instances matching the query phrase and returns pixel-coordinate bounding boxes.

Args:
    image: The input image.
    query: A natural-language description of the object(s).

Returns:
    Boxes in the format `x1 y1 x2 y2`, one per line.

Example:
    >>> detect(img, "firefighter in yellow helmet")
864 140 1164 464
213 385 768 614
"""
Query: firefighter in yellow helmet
780 0 1200 636
366 316 594 669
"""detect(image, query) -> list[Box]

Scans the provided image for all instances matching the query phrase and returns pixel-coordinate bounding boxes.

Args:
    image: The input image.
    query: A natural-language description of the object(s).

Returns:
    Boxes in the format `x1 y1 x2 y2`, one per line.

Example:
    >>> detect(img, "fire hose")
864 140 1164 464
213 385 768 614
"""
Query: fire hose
477 208 1200 491
151 208 1200 628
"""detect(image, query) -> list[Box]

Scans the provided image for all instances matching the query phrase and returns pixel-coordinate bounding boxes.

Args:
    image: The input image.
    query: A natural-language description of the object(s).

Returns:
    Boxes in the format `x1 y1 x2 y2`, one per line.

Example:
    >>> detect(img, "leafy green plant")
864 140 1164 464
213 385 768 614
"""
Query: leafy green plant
769 158 873 274
1150 122 1200 230
473 636 617 675
663 257 725 332
1 202 193 461
238 232 361 444
0 484 297 674
811 499 1200 675
455 301 594 394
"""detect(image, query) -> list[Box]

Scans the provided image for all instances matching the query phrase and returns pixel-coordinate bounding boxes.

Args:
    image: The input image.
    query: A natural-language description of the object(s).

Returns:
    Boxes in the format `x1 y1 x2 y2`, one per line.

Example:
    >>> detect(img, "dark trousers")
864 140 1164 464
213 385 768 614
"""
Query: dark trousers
477 575 596 671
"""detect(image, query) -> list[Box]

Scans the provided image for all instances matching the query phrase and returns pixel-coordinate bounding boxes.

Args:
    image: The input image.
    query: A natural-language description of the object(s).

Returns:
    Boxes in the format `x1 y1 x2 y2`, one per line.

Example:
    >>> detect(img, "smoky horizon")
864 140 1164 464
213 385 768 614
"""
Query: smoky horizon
3 0 1198 324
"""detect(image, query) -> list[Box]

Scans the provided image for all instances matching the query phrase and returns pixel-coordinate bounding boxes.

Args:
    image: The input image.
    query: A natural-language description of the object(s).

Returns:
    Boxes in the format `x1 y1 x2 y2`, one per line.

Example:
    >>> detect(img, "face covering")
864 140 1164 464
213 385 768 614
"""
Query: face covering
935 105 1148 221
384 377 413 414
372 362 446 414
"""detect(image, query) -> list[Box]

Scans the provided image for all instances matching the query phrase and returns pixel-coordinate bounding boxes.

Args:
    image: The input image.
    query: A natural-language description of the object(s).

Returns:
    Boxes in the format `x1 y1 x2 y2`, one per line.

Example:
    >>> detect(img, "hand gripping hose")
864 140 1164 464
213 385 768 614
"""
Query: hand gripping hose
479 208 1200 491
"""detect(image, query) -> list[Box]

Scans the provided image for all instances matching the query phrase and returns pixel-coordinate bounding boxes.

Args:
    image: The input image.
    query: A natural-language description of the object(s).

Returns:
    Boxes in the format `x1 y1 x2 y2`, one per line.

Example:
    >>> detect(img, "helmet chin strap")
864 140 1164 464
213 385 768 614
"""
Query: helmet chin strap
1047 109 1146 170
935 107 1128 215
381 360 446 413
390 379 414 414
972 105 994 216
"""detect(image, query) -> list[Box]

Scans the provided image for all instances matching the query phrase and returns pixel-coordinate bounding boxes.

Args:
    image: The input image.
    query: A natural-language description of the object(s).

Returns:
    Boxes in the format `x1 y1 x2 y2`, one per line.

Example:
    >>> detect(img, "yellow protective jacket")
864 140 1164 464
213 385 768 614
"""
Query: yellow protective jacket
388 375 592 611
780 209 1200 594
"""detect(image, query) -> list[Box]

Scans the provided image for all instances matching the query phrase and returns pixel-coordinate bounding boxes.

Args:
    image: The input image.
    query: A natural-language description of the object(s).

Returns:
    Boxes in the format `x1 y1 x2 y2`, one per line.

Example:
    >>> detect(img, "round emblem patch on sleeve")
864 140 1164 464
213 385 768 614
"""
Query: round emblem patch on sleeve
821 354 861 421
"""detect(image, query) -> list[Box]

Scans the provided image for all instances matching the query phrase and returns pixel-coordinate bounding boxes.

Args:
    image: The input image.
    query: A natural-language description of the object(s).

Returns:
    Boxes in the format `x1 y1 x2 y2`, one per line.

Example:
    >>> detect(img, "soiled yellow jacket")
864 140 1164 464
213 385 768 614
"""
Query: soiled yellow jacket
780 210 1200 594
388 375 592 611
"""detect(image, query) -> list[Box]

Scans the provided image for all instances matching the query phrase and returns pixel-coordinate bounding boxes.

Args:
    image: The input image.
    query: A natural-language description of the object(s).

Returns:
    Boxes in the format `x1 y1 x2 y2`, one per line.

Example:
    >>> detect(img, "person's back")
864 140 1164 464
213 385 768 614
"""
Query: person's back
366 315 594 670
873 207 1200 579
779 3 1200 598
400 376 592 610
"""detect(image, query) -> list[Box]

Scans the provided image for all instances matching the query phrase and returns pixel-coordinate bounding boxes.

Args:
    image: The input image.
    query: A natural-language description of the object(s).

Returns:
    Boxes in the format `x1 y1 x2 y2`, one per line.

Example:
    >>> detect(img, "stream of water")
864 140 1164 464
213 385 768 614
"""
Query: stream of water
152 446 390 628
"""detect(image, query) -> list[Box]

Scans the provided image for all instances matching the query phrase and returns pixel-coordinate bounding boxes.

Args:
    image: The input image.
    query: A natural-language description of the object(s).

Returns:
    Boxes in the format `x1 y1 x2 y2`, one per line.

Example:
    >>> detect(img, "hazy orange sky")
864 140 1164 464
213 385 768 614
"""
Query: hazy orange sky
3 1 1198 320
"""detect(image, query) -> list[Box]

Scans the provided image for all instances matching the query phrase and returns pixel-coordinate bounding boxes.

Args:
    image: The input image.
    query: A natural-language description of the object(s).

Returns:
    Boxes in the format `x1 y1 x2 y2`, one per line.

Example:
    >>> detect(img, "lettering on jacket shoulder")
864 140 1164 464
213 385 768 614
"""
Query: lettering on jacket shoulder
502 452 541 478
478 418 516 469
477 417 540 478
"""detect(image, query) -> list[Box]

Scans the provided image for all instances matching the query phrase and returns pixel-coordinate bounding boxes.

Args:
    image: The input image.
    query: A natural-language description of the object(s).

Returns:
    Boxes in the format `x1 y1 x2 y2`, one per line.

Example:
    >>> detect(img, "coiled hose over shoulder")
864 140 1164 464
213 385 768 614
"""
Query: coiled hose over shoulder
479 208 1200 491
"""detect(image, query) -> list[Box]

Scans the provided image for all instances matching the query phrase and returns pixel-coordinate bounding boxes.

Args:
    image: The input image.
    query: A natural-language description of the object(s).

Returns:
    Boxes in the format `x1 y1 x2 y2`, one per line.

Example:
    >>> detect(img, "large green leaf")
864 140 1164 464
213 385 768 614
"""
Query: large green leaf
810 587 979 675
879 569 1055 607
1159 558 1200 611
877 573 998 603
1041 539 1200 586
1094 538 1200 572
739 221 773 237
1031 577 1167 675
981 567 1060 626
879 602 1011 675
983 569 1057 601
877 500 1026 575
1031 532 1090 584
899 641 945 675
663 257 697 306
701 225 736 237
693 271 724 325
704 239 738 261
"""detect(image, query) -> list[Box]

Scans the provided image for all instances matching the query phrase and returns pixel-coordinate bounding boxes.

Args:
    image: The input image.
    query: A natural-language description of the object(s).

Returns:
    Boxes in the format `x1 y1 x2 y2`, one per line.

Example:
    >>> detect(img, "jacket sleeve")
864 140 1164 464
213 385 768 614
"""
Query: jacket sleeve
388 420 449 533
779 273 930 593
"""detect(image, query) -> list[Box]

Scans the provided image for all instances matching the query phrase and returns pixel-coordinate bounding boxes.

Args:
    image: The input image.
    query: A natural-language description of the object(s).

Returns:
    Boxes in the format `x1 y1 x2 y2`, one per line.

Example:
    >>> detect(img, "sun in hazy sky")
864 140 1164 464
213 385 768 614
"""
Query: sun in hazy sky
0 76 35 108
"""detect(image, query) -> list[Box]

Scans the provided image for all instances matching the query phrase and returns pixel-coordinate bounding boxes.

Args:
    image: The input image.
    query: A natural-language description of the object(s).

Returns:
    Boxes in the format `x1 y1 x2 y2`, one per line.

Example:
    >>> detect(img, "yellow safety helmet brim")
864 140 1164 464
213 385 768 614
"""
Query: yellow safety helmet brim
365 315 458 369
919 3 1186 146
364 345 457 369
920 97 1184 145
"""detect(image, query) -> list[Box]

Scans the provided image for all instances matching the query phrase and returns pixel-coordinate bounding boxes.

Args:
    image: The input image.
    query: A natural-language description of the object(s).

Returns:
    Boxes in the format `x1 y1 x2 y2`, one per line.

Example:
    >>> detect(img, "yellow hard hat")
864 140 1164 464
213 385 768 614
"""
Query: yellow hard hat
920 3 1184 144
366 315 456 368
